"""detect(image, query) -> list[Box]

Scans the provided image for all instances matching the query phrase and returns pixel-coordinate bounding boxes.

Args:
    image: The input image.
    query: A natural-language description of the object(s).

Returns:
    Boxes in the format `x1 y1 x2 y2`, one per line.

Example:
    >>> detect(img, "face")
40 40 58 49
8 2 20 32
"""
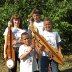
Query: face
44 20 52 31
32 13 40 22
13 19 20 27
22 34 30 46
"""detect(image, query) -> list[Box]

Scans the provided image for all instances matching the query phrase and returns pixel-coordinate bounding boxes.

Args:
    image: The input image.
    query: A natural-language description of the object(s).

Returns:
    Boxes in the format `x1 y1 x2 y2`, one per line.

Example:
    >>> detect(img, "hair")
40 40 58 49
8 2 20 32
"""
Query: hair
27 8 42 23
21 32 29 38
10 14 23 29
44 17 53 24
31 8 41 15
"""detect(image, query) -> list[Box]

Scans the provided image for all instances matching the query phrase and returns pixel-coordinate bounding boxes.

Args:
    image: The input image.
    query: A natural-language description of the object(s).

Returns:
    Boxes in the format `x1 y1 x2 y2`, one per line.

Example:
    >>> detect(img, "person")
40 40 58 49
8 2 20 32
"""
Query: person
39 17 63 72
3 14 26 72
19 32 38 72
28 8 44 36
28 9 44 70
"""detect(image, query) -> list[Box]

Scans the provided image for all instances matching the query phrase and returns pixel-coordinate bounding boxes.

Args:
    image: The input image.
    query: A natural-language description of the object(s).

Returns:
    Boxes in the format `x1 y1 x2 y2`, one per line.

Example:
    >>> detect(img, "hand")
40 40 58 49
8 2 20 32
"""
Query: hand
29 47 33 53
12 40 17 45
48 51 52 59
4 53 6 59
30 45 35 49
39 44 44 51
58 51 64 58
29 25 34 32
60 53 64 58
17 38 23 44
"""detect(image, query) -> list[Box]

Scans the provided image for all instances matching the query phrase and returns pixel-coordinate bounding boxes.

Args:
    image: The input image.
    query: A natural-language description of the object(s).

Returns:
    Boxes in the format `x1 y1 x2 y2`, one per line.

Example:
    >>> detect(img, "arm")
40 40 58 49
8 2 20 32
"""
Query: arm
12 38 23 45
4 36 7 59
19 47 32 60
56 32 63 55
57 42 63 57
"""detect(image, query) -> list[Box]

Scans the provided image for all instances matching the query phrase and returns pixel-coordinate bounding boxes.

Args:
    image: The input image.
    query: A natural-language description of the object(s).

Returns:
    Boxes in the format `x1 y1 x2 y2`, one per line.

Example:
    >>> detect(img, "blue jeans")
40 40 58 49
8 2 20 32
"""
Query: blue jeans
39 56 51 72
51 60 58 72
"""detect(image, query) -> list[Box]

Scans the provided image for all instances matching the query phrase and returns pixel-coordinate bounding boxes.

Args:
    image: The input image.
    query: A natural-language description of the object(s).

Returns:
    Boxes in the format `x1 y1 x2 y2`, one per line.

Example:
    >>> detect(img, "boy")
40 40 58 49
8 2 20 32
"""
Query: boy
40 17 63 72
28 8 44 36
19 32 38 72
28 9 44 70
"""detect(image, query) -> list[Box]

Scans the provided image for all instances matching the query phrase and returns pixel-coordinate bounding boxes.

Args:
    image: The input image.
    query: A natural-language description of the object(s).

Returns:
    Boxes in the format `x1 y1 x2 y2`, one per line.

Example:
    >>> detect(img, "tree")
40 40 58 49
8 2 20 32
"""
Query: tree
0 0 72 57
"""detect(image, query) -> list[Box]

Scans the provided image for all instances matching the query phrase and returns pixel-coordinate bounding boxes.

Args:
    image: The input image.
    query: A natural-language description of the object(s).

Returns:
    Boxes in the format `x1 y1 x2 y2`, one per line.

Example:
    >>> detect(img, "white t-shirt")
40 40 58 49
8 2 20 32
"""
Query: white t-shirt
33 21 44 35
19 44 38 72
3 27 26 47
42 30 61 56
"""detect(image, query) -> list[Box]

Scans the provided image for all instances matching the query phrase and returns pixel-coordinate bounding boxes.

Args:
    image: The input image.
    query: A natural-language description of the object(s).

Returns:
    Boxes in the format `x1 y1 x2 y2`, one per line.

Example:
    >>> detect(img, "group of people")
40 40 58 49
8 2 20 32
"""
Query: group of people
3 9 63 72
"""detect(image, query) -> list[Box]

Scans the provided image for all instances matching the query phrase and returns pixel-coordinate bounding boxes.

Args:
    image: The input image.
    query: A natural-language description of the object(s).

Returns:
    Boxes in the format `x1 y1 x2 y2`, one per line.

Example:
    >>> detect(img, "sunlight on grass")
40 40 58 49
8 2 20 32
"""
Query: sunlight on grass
59 55 72 72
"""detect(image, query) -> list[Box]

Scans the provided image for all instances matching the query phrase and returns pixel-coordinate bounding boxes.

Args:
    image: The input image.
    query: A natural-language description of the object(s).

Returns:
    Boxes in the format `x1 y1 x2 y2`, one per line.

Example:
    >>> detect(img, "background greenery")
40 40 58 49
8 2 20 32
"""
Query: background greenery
0 0 72 57
0 0 72 72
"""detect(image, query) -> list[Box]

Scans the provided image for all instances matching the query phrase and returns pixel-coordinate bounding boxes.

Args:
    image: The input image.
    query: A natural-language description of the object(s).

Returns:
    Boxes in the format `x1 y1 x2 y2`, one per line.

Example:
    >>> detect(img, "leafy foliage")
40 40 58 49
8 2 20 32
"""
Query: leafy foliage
0 0 72 56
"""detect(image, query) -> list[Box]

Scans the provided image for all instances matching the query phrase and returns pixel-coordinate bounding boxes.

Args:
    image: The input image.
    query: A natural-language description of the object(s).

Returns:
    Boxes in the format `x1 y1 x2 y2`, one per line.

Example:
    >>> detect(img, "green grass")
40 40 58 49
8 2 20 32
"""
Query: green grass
0 55 72 72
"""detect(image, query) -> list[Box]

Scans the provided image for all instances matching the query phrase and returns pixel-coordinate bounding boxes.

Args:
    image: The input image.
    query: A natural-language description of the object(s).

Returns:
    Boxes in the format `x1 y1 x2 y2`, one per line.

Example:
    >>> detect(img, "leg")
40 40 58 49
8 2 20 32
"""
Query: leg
39 56 51 72
48 63 52 72
51 60 58 72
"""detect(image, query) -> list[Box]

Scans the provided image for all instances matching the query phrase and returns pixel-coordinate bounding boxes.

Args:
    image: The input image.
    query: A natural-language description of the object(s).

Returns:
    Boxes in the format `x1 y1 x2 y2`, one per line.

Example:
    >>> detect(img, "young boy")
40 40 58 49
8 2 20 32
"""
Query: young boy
28 8 44 35
39 17 63 72
19 32 38 72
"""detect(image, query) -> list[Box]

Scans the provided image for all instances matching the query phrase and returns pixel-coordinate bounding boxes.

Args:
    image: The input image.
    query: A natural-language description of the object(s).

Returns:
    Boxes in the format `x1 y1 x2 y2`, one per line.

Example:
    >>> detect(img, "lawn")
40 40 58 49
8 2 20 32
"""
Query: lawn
59 55 72 72
0 55 72 72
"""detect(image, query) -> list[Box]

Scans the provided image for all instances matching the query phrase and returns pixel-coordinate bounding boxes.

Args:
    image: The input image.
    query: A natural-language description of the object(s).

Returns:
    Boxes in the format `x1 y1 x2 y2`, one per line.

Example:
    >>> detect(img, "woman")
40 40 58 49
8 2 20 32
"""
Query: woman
3 14 26 72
